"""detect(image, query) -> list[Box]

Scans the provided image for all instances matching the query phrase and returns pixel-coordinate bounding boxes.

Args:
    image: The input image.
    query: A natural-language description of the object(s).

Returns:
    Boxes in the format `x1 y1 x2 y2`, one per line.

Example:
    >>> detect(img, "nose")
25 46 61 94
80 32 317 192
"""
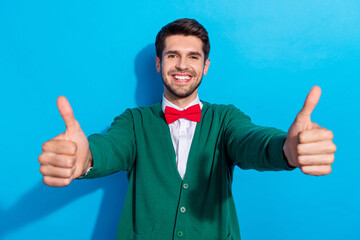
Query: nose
175 57 188 71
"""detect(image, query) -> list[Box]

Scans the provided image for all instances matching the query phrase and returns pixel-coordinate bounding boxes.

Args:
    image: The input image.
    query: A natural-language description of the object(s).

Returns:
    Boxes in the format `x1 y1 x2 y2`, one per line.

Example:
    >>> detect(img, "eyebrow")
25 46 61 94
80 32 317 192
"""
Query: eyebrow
165 50 202 57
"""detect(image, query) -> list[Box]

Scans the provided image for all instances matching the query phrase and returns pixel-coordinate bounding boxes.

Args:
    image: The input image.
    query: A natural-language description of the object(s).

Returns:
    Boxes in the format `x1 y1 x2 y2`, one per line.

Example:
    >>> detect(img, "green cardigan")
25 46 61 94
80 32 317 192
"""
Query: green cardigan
84 101 294 240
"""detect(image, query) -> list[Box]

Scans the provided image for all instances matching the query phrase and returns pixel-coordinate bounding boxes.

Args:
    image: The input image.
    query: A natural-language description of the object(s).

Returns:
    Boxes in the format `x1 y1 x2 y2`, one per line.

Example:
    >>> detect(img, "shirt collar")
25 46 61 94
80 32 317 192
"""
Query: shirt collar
162 95 203 113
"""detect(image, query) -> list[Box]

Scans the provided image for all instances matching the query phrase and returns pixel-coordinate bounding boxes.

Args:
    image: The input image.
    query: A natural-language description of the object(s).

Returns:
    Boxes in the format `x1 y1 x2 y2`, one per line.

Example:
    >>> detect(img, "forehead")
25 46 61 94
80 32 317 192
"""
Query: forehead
163 35 203 55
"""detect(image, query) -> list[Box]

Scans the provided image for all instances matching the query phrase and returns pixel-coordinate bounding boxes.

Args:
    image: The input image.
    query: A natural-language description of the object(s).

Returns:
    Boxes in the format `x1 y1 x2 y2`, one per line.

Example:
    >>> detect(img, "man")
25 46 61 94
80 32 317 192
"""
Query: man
38 19 336 239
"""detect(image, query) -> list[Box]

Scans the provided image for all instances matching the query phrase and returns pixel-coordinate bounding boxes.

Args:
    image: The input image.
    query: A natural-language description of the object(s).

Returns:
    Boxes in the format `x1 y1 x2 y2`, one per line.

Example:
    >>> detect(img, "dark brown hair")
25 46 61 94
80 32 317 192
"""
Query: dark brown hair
155 18 210 61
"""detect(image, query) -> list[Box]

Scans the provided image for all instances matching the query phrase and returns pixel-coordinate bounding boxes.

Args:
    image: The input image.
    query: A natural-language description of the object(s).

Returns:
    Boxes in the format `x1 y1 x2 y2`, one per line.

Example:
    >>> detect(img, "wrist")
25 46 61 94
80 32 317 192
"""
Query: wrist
80 149 93 177
283 138 297 168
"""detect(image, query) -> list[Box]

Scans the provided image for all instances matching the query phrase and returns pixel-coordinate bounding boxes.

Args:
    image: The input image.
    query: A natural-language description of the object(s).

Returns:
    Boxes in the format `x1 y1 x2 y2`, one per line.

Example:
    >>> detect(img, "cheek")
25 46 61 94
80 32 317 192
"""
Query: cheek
195 64 205 74
162 63 175 73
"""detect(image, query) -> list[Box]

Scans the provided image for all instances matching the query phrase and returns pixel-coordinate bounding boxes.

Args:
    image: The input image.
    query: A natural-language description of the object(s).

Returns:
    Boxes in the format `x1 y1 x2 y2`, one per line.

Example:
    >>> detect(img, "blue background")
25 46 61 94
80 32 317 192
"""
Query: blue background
1 0 359 239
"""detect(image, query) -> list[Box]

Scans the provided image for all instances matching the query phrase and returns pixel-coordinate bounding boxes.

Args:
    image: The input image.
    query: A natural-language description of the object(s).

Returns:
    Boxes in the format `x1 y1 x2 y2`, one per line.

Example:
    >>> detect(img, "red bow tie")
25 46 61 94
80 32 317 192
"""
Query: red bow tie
165 104 201 124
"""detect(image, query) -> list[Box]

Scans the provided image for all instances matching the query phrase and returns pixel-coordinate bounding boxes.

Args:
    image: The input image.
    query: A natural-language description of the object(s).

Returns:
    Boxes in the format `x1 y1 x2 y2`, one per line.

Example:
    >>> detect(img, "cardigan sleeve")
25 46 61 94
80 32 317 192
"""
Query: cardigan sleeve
224 106 295 171
82 109 136 179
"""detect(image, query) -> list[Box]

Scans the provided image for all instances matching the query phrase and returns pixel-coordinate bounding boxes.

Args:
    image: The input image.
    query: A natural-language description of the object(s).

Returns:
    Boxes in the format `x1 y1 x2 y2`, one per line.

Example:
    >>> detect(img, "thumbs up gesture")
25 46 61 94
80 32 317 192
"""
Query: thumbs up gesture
283 86 337 176
38 96 92 187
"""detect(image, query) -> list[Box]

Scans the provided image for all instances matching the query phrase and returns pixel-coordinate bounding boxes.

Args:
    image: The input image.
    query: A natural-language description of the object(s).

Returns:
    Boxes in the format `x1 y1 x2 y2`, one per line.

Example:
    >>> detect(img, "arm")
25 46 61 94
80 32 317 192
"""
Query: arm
225 86 337 176
225 106 294 171
82 109 136 179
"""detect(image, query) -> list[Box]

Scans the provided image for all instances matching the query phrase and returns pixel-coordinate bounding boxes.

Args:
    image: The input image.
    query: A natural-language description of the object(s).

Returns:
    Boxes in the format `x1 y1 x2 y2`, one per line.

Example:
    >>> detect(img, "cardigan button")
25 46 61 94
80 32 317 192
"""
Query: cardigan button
183 183 189 189
180 206 186 213
177 230 184 238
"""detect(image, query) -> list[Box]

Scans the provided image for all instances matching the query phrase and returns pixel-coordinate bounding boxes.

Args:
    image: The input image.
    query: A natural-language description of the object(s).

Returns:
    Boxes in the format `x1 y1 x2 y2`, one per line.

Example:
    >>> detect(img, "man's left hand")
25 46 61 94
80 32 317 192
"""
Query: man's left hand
283 86 337 176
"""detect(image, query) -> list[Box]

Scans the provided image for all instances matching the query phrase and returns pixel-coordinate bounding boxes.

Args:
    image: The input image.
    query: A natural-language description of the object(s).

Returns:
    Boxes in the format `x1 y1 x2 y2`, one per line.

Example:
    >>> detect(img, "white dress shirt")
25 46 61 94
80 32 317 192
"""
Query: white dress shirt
162 95 203 179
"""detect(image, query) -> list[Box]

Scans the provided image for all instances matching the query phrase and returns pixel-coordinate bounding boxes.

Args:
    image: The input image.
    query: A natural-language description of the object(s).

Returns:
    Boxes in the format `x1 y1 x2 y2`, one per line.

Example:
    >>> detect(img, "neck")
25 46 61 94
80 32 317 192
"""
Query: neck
164 92 198 109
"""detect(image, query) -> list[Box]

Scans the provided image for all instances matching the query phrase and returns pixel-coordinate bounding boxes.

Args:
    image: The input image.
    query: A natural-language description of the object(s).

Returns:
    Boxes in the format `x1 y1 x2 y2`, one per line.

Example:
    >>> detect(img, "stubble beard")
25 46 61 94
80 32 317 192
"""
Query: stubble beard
161 70 204 99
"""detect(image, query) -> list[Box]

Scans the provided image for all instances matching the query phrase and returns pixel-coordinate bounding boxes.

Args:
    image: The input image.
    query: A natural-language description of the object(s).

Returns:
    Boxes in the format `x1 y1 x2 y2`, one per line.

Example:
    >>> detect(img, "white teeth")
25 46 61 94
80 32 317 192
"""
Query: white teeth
174 75 190 80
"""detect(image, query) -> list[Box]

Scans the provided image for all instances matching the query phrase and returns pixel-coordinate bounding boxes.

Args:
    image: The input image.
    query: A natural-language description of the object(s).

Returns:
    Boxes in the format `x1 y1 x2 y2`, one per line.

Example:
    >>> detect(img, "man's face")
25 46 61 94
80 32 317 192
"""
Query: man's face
156 35 210 102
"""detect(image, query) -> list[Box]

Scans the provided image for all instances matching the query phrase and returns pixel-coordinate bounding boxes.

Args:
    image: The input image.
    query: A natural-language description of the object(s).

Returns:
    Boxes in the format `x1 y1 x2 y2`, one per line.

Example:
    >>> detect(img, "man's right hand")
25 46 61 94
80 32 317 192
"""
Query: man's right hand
38 96 92 187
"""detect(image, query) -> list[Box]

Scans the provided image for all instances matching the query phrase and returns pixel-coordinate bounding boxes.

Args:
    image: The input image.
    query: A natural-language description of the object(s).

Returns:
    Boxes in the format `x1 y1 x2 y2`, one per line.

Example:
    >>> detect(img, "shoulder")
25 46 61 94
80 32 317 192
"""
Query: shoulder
109 102 163 128
113 102 163 123
201 101 251 121
202 101 236 111
127 102 162 116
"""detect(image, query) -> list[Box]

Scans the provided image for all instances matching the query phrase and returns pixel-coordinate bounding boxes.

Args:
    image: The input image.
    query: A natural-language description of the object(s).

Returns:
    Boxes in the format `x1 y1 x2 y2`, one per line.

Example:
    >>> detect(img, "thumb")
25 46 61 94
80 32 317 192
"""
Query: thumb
57 96 78 131
298 86 321 118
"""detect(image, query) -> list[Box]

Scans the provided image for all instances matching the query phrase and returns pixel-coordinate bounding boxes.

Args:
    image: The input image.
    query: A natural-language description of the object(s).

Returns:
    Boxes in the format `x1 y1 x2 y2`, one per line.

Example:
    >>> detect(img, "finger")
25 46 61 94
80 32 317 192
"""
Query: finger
40 164 75 178
42 139 77 155
297 141 337 155
298 154 335 166
298 86 321 117
57 96 78 131
301 165 332 176
38 152 76 168
43 176 73 187
298 128 334 143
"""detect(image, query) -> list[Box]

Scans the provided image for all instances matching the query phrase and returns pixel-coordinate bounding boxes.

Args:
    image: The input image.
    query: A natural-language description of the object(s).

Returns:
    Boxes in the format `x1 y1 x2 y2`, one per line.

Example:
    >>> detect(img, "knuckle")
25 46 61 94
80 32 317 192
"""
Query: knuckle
63 178 72 186
297 155 306 165
296 144 304 155
43 176 51 186
69 142 78 155
300 166 309 175
298 132 304 143
39 165 46 175
65 156 75 168
298 131 308 143
327 142 337 153
331 143 337 152
324 166 332 175
327 130 334 140
65 159 73 168
42 141 49 151
64 169 73 178
38 154 45 164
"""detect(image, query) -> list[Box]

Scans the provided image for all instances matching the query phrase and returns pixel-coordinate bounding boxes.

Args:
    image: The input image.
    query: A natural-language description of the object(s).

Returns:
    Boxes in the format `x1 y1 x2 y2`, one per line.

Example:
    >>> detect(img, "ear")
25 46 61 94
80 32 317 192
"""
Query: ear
203 58 210 75
155 56 161 73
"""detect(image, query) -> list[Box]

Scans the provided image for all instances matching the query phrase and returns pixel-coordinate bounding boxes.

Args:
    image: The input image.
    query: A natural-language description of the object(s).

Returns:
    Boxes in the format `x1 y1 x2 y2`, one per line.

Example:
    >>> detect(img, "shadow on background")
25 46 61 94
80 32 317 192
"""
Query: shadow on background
0 172 128 240
135 43 163 106
0 43 163 239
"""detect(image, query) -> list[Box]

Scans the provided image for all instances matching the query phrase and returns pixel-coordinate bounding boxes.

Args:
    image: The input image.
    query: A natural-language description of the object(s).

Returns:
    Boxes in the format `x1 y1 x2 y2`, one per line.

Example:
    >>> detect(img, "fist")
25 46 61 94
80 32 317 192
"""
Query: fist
296 125 336 175
283 86 337 176
38 96 92 187
39 138 78 186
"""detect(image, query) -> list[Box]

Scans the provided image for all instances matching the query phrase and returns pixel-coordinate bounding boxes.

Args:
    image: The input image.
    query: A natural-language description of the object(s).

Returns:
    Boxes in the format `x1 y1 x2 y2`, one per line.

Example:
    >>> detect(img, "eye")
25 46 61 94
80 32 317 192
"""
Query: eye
167 54 177 59
189 56 199 60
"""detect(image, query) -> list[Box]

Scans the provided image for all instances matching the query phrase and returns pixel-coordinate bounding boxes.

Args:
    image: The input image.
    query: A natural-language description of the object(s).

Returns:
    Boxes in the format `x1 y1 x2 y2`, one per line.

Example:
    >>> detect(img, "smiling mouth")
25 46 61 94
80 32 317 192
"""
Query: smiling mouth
171 74 192 83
